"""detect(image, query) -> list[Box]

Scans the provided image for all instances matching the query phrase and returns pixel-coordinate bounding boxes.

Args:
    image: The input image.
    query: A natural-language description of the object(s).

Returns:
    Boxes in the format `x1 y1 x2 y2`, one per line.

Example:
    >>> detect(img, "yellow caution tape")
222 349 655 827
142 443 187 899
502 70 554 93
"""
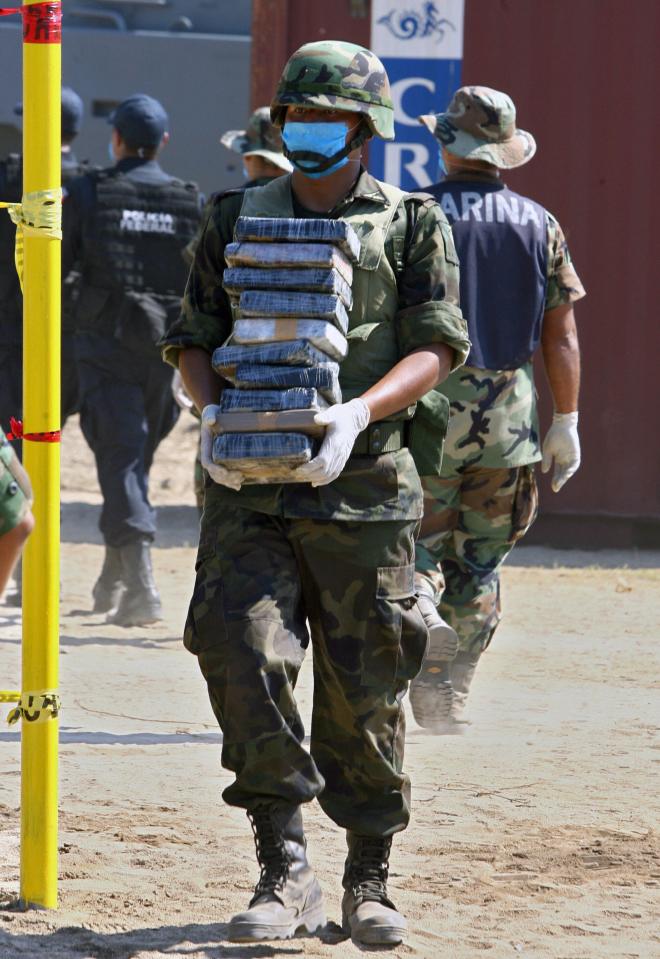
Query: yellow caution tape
0 690 21 703
0 187 62 291
5 689 61 726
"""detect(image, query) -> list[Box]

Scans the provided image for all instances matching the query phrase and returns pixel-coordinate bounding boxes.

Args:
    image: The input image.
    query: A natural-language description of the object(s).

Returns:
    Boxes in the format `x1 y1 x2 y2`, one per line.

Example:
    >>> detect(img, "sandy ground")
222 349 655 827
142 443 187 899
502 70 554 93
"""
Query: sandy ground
1 414 659 958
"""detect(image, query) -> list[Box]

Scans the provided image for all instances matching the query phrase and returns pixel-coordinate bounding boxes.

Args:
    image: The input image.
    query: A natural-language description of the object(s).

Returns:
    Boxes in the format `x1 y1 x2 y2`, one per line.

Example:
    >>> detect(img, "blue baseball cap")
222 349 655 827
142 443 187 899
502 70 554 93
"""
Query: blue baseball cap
14 86 84 136
108 94 169 148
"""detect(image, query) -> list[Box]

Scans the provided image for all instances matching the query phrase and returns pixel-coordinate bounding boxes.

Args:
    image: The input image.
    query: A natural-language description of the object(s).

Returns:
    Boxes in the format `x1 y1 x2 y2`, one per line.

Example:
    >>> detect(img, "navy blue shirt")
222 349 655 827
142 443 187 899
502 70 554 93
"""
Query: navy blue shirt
428 176 548 370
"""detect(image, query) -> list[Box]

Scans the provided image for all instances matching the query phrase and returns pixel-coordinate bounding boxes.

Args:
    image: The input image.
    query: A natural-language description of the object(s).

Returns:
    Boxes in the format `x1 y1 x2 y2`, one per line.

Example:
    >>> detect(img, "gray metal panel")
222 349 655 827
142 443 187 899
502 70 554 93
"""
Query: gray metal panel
63 0 252 35
0 18 251 195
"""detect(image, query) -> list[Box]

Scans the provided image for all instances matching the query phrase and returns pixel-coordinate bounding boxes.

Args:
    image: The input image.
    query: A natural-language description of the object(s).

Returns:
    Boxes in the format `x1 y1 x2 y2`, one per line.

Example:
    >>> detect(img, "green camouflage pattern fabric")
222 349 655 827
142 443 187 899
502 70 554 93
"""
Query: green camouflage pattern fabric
161 168 469 521
220 107 291 171
436 215 585 469
270 41 394 140
0 428 31 534
182 177 278 269
419 86 536 170
416 465 538 654
188 499 426 834
438 361 540 469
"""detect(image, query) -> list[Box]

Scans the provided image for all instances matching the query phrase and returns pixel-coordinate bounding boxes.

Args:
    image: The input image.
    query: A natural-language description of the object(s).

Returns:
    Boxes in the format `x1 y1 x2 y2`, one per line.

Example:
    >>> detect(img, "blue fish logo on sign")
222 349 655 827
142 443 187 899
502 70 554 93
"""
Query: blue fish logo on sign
378 2 456 43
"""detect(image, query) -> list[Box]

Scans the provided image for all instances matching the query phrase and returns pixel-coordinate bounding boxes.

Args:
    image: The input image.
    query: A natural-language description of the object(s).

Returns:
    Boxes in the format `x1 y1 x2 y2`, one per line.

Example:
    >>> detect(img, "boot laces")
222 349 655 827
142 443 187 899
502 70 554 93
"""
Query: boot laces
347 836 395 906
248 809 290 904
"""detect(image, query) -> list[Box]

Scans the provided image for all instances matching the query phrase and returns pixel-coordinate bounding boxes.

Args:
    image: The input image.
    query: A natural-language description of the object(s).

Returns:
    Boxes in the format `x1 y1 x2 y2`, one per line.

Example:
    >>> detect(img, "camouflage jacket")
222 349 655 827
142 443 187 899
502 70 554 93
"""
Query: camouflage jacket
162 168 470 520
439 213 586 471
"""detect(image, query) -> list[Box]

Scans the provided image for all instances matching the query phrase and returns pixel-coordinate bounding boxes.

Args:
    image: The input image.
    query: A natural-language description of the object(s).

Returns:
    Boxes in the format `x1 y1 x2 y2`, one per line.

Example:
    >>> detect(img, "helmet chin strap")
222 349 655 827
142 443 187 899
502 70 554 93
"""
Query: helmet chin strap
284 124 370 174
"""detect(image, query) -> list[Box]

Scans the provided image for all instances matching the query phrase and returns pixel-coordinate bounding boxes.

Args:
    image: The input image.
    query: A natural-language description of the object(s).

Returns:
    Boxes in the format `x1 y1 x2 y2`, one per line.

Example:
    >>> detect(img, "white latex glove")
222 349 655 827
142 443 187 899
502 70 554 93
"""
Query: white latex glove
541 411 580 492
171 369 194 412
296 398 371 487
200 405 243 491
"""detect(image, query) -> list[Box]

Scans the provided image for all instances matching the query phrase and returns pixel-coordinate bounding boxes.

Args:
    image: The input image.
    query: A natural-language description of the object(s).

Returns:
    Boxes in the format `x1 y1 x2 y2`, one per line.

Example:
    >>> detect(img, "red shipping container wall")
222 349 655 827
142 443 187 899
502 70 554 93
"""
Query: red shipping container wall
462 0 660 545
251 0 660 544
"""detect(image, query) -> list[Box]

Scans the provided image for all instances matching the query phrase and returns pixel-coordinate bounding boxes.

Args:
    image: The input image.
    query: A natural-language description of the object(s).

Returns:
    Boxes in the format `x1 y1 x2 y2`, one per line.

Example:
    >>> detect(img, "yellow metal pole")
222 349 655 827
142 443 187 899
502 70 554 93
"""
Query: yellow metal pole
20 0 62 910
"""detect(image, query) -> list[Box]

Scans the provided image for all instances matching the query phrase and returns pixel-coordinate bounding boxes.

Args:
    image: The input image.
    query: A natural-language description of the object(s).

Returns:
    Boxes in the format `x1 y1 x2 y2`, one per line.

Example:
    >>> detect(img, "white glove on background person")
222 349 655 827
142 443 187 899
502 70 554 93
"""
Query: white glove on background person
541 411 580 492
200 404 243 491
296 398 371 487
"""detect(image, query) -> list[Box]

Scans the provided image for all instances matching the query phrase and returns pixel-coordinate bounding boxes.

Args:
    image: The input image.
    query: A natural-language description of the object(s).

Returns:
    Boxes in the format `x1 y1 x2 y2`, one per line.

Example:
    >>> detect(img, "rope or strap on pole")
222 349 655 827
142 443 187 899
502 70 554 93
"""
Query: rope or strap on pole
0 188 62 292
0 690 21 703
6 689 61 726
0 3 62 41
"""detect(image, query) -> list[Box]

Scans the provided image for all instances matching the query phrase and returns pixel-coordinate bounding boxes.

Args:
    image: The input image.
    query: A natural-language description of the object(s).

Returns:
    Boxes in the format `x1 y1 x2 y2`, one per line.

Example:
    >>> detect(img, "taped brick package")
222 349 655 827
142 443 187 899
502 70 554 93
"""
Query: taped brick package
223 267 353 309
209 216 360 483
225 241 354 285
231 319 348 361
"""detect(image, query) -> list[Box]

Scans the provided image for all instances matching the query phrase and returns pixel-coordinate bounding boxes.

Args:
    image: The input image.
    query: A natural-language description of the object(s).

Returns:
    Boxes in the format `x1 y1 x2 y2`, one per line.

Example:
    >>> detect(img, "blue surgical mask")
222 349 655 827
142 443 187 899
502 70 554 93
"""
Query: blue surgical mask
108 140 116 163
282 121 357 179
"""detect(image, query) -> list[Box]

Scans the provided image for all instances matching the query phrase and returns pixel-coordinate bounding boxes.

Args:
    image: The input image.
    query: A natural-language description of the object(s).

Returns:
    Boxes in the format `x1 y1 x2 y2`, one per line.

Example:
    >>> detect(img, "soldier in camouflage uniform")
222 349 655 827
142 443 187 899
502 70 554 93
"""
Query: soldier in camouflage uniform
162 41 469 946
183 108 293 512
0 426 33 598
411 86 585 731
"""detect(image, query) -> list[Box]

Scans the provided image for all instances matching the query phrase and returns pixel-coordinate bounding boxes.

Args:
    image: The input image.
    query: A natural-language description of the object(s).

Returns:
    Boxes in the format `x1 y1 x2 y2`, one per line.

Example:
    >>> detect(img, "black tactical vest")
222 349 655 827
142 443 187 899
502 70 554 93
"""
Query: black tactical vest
80 168 199 297
0 153 95 343
0 155 24 345
76 168 200 349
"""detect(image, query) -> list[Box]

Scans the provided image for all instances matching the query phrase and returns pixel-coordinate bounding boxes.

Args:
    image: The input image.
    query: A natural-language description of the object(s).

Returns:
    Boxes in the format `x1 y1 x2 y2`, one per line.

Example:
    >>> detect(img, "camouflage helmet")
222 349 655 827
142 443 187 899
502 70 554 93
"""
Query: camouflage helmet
220 107 292 172
271 40 394 140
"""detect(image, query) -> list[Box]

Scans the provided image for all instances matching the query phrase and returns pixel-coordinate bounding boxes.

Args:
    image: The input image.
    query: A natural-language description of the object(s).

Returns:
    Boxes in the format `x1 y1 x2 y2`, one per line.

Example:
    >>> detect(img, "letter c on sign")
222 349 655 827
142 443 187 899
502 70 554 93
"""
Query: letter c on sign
391 77 436 127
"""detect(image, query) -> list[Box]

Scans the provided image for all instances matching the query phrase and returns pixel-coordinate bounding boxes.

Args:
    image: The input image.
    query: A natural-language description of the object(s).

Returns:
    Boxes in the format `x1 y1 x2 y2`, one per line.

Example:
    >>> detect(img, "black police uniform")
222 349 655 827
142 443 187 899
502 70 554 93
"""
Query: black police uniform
0 149 92 455
62 157 201 549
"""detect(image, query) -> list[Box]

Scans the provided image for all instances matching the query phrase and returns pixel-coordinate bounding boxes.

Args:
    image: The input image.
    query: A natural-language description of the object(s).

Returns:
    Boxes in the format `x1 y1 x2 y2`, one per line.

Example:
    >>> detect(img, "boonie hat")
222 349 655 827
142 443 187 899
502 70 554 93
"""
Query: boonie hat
14 86 84 136
419 85 536 169
221 107 292 173
108 94 168 148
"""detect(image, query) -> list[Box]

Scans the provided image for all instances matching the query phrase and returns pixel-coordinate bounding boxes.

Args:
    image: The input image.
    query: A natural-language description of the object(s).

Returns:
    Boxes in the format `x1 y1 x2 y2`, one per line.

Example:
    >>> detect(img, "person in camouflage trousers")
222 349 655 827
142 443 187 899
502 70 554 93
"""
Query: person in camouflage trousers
162 41 469 946
410 86 585 731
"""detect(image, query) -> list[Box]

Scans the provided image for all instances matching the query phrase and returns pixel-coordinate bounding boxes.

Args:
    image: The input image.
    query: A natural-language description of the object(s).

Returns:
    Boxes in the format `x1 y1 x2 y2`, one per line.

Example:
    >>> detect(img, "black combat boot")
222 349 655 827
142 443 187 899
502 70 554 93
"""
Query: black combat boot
409 579 459 730
228 804 326 942
92 546 124 613
342 833 407 945
107 539 162 627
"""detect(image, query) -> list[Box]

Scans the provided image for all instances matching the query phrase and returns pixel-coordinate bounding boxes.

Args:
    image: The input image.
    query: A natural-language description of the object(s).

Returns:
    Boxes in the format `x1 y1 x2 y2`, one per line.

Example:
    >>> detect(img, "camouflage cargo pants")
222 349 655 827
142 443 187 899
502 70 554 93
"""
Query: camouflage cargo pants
185 504 427 837
416 465 538 654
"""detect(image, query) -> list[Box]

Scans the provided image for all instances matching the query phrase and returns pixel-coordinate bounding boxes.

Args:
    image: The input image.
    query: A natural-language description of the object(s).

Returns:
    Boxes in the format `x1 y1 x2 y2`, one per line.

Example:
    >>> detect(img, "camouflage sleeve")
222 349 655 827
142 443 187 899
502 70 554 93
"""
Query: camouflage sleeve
545 213 586 311
161 192 243 368
395 198 470 371
182 194 214 268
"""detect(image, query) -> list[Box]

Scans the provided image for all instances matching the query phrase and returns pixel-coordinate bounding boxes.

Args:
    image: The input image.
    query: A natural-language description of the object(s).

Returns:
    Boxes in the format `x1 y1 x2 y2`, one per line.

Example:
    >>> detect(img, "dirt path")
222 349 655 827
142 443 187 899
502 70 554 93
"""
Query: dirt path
1 415 658 958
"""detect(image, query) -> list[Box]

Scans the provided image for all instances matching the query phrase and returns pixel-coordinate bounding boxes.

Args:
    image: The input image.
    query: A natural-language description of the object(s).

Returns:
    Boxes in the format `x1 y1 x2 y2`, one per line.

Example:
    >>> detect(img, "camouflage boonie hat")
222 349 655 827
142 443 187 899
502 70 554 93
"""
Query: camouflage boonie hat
271 40 394 140
419 86 536 169
221 107 292 172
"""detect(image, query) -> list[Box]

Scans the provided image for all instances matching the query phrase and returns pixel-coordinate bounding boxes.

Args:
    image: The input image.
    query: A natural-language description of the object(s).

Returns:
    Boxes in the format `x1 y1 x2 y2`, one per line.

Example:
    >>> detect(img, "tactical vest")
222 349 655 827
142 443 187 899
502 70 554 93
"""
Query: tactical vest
431 180 548 370
80 168 200 300
238 174 405 402
0 155 24 344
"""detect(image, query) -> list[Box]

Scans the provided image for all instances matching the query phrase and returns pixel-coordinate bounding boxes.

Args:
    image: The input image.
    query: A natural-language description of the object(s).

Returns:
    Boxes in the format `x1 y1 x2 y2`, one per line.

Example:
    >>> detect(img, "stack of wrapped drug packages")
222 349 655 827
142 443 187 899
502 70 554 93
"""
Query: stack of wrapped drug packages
209 216 360 482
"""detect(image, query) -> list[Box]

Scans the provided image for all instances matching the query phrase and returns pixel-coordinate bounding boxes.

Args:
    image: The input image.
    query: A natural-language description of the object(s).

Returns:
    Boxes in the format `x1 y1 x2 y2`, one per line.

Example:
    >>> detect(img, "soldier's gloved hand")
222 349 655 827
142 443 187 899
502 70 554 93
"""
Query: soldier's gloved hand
296 398 371 487
541 411 580 492
200 404 243 491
